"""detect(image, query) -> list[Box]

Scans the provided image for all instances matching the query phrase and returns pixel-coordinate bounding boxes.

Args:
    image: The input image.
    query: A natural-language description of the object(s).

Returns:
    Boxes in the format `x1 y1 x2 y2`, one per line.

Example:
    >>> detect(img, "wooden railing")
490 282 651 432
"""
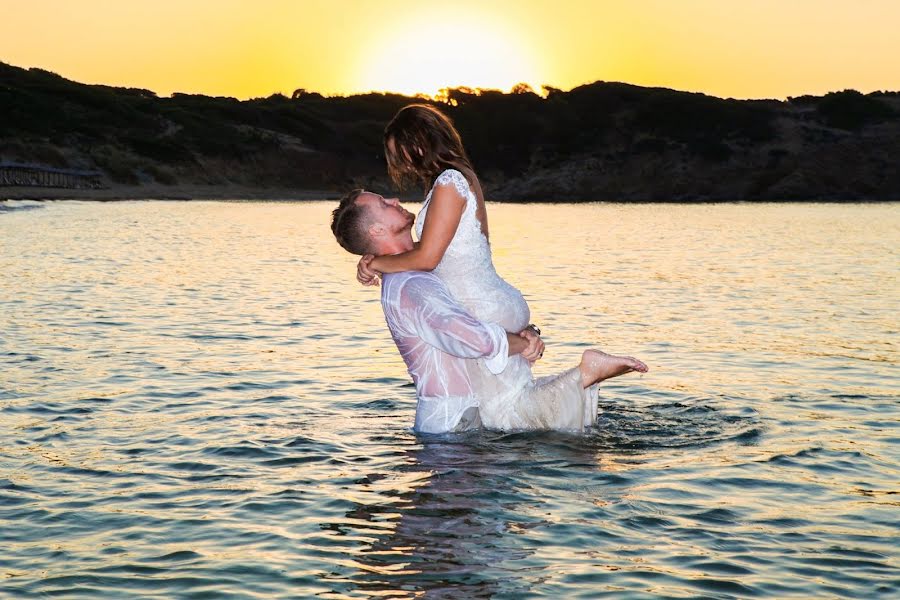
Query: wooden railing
0 162 106 189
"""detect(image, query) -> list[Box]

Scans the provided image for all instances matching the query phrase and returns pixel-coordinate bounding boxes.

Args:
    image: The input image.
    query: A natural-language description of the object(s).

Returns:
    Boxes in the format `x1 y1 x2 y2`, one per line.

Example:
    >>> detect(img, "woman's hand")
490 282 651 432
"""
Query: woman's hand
519 328 545 364
357 254 380 286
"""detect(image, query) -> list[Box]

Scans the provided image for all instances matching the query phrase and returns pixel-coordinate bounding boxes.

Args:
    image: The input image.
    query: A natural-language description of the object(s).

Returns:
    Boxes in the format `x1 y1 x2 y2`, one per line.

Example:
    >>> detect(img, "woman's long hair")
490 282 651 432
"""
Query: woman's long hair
384 104 476 191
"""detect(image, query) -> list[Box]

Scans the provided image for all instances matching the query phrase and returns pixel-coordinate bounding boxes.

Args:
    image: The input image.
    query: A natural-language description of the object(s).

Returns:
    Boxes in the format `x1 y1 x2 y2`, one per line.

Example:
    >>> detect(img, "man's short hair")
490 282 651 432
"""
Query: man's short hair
330 189 373 255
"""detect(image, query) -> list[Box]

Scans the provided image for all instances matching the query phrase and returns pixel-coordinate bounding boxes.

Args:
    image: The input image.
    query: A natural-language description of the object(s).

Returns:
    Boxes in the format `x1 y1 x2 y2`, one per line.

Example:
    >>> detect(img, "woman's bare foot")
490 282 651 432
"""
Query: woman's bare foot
579 349 648 388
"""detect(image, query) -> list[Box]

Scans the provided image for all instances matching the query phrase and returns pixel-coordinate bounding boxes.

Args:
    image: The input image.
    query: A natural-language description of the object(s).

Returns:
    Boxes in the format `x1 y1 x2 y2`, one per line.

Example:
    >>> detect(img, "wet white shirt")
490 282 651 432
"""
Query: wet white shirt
381 271 510 433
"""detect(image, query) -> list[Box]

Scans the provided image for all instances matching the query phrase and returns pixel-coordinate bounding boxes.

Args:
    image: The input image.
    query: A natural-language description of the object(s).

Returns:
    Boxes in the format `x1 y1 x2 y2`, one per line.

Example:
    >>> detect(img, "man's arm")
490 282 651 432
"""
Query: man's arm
400 275 528 373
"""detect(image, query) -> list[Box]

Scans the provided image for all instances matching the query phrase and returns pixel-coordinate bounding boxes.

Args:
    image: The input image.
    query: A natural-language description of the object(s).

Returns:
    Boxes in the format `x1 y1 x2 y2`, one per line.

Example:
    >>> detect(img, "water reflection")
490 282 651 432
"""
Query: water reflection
336 395 763 598
336 433 547 597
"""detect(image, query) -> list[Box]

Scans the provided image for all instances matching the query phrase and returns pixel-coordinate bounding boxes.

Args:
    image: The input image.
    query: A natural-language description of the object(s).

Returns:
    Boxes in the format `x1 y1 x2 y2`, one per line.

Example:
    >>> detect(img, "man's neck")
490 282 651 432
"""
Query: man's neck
375 231 414 256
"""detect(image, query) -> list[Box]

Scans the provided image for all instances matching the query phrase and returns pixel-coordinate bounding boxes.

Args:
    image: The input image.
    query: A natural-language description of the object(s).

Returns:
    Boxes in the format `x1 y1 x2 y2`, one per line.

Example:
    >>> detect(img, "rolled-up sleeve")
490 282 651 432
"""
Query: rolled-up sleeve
400 275 509 373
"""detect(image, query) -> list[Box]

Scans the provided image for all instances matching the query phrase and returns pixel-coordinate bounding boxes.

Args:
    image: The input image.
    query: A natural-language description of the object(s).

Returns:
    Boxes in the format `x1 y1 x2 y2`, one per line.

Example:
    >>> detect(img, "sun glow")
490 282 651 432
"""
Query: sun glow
1 1 898 100
358 11 543 97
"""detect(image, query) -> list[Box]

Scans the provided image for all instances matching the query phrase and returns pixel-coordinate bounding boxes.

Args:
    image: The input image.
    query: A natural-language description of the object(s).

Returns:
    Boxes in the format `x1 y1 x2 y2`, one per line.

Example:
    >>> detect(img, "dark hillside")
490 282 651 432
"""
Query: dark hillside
2 62 898 200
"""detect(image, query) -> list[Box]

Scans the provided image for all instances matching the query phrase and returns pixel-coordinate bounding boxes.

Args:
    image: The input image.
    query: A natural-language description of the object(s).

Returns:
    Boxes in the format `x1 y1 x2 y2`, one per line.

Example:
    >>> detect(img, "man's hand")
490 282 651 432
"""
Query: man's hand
357 254 380 286
518 328 544 364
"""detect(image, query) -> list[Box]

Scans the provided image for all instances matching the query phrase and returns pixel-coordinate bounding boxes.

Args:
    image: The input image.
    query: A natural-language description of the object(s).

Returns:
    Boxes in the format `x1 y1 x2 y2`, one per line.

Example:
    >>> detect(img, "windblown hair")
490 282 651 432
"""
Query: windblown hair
384 104 476 191
330 189 372 255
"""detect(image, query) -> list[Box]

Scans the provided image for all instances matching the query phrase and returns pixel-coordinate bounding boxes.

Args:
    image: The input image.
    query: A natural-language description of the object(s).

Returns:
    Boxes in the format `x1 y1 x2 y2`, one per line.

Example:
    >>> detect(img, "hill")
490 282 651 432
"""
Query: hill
2 62 899 201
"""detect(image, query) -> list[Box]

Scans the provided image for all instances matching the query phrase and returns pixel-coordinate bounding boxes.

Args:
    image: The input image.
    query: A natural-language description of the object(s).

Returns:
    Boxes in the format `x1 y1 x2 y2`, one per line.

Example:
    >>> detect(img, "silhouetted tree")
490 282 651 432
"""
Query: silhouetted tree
541 85 563 97
510 83 535 95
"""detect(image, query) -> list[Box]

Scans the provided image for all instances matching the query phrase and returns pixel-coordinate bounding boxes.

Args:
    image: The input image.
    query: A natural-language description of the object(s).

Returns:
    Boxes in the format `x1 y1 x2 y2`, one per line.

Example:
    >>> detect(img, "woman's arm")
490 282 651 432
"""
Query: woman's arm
370 184 465 274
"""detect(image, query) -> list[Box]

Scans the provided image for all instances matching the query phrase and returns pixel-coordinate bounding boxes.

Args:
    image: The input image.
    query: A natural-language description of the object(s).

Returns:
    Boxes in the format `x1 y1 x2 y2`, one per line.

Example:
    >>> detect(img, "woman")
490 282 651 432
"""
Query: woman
357 104 528 334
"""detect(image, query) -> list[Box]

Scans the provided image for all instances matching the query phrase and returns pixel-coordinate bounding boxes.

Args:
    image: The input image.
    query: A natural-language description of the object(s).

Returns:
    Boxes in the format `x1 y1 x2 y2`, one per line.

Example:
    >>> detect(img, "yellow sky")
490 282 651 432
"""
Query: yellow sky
1 0 898 99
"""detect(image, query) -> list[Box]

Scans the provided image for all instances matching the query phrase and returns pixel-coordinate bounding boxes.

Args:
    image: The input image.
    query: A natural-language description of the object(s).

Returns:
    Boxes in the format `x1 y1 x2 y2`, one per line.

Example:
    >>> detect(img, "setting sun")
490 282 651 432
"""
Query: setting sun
357 10 543 96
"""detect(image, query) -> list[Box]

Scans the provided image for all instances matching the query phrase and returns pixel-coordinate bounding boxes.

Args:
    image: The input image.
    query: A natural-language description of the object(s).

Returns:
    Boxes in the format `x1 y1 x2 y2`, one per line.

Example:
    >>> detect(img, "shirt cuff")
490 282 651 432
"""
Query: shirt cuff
482 322 510 374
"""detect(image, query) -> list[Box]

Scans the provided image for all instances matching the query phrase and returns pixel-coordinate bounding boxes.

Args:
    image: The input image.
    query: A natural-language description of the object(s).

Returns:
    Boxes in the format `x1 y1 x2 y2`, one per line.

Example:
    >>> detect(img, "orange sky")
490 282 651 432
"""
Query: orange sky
1 0 898 99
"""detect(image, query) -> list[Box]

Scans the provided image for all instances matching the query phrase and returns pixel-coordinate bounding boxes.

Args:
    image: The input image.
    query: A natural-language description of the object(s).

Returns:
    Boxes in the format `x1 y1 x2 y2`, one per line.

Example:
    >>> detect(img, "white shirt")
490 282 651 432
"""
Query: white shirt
380 271 509 433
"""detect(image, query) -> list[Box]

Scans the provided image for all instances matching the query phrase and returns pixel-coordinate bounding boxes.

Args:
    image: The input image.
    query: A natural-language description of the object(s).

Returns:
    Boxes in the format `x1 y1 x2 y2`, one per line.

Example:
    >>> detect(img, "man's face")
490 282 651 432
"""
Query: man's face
357 192 415 235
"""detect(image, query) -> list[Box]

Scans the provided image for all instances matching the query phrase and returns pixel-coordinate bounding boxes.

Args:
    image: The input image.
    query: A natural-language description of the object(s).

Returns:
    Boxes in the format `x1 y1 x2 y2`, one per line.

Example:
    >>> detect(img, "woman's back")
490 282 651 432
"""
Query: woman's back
415 169 529 333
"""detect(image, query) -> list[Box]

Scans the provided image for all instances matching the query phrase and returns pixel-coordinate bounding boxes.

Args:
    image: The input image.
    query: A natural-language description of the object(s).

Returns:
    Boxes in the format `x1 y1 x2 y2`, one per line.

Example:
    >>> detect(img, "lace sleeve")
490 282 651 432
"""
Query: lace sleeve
433 169 471 201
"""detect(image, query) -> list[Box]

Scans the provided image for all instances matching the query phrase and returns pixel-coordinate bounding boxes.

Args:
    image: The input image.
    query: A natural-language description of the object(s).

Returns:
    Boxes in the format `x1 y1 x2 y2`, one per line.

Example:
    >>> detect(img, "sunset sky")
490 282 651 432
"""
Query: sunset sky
1 0 898 100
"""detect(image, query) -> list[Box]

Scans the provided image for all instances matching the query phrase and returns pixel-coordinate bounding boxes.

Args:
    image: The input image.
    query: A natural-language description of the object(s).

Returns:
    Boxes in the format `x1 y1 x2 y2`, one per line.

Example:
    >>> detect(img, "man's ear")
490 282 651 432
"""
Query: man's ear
368 222 386 238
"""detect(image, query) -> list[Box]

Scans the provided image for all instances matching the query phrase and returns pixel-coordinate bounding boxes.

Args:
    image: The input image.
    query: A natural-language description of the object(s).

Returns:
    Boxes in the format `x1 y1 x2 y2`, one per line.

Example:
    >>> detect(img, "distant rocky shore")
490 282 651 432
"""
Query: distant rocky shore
2 62 899 202
0 184 340 202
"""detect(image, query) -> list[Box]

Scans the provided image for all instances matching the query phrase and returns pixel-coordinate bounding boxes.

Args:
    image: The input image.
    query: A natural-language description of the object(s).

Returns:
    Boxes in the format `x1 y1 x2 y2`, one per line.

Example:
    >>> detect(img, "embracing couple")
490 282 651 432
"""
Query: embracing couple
331 104 647 434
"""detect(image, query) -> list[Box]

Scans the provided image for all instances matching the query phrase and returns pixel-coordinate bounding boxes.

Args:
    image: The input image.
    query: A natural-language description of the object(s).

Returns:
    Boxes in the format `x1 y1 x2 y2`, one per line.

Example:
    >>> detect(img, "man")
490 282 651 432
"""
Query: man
331 189 648 434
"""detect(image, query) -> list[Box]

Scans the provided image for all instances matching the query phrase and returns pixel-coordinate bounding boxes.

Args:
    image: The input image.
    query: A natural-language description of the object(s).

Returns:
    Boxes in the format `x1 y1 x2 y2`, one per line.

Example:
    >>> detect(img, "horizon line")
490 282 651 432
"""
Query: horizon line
3 59 899 104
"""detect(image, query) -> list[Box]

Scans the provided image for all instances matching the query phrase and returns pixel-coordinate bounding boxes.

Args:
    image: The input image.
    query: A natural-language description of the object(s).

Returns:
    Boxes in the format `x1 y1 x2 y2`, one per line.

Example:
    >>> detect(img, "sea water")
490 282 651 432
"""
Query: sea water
1 200 898 598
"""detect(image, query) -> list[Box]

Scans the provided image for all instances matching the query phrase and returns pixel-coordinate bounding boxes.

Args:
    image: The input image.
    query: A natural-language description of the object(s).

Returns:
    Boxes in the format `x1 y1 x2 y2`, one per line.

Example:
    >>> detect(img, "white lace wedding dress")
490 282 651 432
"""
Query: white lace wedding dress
415 169 598 431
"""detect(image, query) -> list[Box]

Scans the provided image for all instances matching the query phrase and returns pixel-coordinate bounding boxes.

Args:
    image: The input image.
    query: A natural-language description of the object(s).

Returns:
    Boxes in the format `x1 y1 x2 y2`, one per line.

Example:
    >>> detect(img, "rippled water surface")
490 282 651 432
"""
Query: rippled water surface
2 200 898 598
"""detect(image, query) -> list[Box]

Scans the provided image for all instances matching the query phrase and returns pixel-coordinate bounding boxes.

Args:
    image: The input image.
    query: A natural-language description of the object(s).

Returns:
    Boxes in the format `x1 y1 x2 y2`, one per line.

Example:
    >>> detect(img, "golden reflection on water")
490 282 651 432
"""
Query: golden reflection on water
3 201 897 398
2 200 898 471
0 200 898 598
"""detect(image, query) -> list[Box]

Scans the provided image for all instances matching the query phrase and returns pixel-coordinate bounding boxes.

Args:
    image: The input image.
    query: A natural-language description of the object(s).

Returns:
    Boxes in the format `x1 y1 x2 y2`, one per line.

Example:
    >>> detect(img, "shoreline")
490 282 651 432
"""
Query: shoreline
2 185 899 204
0 184 345 201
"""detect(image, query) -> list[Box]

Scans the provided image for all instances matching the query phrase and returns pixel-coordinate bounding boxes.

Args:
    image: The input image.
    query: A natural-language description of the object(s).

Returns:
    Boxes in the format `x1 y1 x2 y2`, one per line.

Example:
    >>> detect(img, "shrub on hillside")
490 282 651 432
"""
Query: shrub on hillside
816 90 896 130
